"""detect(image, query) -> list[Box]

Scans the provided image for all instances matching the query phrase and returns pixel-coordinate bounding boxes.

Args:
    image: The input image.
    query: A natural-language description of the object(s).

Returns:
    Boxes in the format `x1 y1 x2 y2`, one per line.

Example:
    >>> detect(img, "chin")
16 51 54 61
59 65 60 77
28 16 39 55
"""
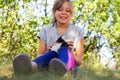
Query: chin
60 22 68 25
57 20 68 24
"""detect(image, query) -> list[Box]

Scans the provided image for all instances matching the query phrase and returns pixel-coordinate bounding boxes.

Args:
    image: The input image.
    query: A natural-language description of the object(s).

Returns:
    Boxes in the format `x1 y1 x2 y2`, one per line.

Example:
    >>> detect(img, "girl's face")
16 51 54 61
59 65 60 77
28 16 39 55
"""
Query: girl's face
53 2 72 25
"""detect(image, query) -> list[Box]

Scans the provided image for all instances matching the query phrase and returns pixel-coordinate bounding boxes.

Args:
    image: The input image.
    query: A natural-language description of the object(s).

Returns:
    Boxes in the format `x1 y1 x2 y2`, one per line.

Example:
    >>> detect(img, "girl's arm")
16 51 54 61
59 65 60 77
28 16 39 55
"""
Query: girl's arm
37 39 46 56
73 38 84 66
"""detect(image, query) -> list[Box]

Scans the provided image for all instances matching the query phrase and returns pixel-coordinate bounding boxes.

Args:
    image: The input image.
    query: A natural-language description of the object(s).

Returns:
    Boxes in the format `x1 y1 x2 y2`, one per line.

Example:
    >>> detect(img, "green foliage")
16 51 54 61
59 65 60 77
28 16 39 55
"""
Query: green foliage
0 0 50 59
72 0 120 62
0 1 120 79
0 0 120 63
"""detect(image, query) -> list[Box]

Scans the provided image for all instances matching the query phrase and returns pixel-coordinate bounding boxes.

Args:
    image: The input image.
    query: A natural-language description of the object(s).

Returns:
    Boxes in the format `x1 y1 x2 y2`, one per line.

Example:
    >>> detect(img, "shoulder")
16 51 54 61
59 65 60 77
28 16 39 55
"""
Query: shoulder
41 24 53 30
69 23 84 32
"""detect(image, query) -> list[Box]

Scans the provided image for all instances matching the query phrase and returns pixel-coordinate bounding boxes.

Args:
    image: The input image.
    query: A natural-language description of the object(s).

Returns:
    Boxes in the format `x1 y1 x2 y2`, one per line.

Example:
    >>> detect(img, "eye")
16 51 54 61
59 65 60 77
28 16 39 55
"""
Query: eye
66 9 70 12
58 8 63 11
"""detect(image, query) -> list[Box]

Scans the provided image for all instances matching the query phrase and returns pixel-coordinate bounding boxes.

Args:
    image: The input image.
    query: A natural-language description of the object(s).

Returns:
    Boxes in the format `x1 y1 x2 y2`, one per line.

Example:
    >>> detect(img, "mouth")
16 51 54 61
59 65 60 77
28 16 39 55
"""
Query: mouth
60 16 67 20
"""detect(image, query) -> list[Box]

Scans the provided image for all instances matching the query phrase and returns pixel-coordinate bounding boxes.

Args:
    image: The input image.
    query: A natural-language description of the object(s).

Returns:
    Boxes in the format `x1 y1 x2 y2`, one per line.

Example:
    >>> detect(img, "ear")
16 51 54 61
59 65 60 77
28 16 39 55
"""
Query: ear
52 8 55 15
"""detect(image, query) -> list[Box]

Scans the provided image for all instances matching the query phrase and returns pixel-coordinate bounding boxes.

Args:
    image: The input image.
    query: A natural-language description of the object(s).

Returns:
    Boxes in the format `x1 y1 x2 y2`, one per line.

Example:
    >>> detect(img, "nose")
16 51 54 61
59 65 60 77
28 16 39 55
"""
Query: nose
61 10 66 15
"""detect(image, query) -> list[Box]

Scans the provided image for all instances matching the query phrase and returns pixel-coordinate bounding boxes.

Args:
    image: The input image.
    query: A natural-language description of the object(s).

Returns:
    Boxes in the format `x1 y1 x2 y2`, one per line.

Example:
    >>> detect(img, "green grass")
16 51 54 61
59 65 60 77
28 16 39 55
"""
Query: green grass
0 58 120 80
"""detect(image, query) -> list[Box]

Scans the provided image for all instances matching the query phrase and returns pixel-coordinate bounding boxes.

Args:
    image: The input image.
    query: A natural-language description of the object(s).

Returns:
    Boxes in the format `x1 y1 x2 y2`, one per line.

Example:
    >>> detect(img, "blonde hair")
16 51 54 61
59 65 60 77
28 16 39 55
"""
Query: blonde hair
52 0 73 26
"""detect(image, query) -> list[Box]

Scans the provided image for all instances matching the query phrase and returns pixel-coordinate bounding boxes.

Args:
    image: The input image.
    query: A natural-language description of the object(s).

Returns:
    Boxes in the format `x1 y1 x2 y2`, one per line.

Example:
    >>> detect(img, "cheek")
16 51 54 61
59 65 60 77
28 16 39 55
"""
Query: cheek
68 13 72 17
54 13 60 19
54 12 58 16
68 15 71 18
68 14 72 18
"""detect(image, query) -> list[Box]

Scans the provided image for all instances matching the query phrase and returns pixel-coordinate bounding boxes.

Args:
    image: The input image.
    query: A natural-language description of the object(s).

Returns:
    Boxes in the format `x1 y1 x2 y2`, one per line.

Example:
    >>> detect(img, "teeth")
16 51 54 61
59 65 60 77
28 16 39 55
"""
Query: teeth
60 17 66 20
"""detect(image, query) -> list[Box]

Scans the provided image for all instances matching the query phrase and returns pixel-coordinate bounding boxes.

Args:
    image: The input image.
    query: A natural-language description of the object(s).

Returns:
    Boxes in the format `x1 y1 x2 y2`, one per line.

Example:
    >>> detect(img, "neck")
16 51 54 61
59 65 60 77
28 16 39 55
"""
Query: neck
56 22 69 29
56 22 69 35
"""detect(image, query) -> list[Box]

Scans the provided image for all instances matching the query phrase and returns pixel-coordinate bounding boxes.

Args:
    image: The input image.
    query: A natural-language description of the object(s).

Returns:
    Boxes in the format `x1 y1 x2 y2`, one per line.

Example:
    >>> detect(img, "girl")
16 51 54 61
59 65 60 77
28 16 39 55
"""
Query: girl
13 0 85 76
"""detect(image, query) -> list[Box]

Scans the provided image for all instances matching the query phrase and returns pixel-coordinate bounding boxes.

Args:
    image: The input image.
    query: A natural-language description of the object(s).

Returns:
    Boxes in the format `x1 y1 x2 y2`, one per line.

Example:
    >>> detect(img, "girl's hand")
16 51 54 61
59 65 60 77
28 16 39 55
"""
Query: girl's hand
48 42 55 51
67 40 74 51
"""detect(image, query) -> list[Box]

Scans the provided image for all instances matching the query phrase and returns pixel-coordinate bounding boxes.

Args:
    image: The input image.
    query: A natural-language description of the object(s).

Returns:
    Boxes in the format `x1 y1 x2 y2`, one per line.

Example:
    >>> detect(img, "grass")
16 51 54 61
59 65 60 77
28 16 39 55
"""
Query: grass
0 58 120 80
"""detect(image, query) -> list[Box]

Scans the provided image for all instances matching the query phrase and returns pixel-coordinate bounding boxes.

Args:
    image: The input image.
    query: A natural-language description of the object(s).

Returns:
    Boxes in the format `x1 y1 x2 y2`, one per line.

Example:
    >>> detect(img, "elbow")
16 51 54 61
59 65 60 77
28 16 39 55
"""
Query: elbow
76 58 82 66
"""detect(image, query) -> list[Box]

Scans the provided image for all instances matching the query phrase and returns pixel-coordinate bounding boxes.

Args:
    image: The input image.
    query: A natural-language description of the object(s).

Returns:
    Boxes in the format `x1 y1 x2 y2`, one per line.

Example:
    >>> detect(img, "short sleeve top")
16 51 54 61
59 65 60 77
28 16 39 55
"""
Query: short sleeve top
37 23 85 52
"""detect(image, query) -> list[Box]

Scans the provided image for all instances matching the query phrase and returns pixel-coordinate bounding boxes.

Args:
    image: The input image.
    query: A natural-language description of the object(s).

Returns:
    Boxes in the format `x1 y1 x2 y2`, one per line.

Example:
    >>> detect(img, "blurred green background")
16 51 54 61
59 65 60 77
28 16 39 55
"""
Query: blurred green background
0 0 120 79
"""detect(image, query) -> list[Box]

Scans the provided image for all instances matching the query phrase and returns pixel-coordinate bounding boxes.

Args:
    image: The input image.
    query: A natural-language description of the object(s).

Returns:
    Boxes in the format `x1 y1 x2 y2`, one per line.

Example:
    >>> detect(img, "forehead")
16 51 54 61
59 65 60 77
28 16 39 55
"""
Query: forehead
61 2 70 8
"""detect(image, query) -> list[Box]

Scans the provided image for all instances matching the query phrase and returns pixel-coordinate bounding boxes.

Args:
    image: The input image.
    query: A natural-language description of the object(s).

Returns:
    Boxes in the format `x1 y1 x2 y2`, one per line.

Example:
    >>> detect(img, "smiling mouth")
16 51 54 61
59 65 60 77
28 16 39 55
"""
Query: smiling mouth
60 16 67 20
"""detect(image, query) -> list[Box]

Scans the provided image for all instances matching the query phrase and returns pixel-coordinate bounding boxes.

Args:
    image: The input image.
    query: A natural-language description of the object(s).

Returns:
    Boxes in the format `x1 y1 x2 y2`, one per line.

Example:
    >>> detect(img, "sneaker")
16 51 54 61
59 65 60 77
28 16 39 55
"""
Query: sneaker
56 36 69 47
51 36 69 53
56 36 65 43
13 54 32 75
49 58 68 76
51 42 62 52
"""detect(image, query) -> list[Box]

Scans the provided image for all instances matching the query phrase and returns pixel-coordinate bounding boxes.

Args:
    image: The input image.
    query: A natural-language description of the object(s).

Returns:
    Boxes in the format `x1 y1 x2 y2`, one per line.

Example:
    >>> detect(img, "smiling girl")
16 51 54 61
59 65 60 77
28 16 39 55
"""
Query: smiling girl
13 0 85 77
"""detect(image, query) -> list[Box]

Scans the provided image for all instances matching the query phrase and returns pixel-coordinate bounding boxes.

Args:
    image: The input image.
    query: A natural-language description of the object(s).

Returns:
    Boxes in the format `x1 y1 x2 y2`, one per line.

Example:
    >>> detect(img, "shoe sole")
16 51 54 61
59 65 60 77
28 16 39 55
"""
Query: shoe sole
49 58 68 76
13 54 32 75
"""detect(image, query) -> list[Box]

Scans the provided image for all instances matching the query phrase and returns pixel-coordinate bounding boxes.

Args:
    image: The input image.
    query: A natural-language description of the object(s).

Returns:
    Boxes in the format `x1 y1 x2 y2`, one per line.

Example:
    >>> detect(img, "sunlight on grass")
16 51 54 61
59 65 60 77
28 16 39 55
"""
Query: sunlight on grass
0 59 120 80
0 60 13 78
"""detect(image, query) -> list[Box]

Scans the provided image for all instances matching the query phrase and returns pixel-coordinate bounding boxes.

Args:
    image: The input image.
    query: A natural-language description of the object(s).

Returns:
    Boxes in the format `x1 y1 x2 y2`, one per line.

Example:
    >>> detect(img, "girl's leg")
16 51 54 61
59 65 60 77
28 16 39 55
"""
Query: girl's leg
13 51 58 75
58 46 75 71
33 51 58 69
49 46 76 76
13 54 32 75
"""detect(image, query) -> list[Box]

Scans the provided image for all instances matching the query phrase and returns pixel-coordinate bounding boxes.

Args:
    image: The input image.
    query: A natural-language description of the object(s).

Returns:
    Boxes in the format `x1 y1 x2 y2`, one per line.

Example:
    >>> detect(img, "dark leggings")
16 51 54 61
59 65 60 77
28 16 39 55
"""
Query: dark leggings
33 46 75 71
